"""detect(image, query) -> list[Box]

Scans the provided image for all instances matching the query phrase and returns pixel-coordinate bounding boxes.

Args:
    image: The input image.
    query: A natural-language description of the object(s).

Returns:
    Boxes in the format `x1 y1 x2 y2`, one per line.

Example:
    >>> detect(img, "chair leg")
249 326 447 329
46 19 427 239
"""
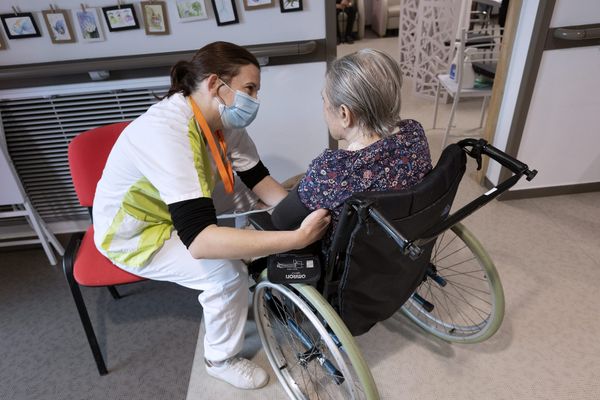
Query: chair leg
63 233 108 375
23 201 57 266
108 286 121 300
441 92 460 151
433 79 441 129
479 96 490 128
39 221 65 256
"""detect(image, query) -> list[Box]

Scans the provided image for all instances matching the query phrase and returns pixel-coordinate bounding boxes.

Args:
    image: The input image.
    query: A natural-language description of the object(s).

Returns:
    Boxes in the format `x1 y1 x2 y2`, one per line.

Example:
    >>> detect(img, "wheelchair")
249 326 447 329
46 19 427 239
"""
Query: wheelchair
247 138 537 400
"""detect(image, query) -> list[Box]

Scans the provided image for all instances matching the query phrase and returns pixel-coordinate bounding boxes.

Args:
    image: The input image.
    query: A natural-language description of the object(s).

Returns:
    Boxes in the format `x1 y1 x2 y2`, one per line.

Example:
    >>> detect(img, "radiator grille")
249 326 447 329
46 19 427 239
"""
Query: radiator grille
0 85 168 226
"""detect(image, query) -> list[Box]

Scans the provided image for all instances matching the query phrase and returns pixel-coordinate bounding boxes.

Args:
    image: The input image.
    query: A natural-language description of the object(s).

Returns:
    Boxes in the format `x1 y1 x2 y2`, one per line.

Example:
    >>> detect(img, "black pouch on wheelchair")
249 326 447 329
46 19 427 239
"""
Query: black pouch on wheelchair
267 253 321 284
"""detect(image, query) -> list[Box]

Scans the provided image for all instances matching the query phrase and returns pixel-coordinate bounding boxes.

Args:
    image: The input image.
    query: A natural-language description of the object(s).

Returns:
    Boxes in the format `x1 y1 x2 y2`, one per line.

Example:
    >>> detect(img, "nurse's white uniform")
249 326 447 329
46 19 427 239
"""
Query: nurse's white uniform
93 93 260 361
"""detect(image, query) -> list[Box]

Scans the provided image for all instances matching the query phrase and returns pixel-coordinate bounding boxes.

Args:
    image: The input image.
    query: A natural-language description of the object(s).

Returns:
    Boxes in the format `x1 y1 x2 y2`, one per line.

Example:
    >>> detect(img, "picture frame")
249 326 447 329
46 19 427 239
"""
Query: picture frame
42 9 76 44
102 4 140 32
175 0 209 22
243 0 274 10
211 0 239 26
74 7 105 42
279 0 303 13
0 31 6 50
0 12 41 39
141 1 169 35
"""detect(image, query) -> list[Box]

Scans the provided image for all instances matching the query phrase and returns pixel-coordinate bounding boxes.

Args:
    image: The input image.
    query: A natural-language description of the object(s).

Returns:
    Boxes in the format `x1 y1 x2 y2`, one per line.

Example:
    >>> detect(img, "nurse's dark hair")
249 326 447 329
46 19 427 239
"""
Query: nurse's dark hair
165 41 260 98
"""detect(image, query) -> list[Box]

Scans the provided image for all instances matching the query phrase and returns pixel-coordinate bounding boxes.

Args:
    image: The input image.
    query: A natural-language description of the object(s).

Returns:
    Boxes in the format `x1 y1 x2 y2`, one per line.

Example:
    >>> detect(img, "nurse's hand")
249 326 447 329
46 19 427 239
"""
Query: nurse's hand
296 208 331 247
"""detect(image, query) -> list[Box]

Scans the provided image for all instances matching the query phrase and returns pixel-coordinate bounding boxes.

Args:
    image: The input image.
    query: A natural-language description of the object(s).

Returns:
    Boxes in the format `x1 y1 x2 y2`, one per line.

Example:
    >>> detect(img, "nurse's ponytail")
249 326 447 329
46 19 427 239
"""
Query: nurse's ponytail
164 41 260 99
168 61 196 97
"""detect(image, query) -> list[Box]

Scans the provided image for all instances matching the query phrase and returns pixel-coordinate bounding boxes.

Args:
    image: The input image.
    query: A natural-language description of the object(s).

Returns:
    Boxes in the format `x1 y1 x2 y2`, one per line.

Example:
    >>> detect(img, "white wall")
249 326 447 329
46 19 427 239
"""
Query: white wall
486 0 539 185
487 0 600 189
248 62 329 181
0 0 325 66
514 46 600 189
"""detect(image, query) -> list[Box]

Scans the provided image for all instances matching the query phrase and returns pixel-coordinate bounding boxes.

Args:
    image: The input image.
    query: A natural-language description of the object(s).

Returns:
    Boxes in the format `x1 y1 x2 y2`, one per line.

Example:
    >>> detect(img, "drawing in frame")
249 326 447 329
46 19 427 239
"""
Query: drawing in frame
74 7 105 42
279 0 303 13
176 0 209 22
42 8 76 44
0 31 6 50
102 4 140 32
243 0 274 10
211 0 239 26
0 12 41 39
141 1 169 35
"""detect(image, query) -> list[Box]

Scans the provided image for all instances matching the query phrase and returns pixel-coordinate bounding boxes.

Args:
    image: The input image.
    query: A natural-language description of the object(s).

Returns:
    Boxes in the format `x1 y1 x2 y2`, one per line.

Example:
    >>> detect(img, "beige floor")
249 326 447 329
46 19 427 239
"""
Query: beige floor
186 32 600 399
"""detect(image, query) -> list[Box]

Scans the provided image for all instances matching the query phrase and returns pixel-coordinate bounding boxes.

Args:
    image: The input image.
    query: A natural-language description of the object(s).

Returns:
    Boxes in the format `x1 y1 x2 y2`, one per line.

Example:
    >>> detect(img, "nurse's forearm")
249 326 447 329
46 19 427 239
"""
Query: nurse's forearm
252 176 288 206
188 224 306 260
188 208 330 260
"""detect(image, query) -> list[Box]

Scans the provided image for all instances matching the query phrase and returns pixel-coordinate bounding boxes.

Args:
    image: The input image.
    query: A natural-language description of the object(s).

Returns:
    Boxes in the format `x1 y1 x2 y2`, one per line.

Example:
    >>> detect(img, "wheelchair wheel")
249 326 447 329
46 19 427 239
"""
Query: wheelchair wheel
400 222 505 343
253 280 379 400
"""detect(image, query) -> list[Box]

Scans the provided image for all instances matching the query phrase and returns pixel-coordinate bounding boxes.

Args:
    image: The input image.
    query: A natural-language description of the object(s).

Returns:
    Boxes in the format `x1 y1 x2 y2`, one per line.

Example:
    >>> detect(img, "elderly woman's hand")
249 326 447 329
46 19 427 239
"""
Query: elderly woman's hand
296 209 331 247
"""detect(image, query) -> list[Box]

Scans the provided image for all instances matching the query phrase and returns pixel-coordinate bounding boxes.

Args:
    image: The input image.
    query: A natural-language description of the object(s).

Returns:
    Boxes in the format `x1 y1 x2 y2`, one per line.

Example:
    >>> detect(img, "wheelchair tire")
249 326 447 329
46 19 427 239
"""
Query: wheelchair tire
400 222 505 343
253 279 379 400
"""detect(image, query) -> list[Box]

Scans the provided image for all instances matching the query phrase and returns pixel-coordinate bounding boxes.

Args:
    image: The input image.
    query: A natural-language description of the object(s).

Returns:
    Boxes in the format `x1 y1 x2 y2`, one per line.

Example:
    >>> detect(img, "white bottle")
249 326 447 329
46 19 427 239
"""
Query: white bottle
460 47 476 89
449 43 459 80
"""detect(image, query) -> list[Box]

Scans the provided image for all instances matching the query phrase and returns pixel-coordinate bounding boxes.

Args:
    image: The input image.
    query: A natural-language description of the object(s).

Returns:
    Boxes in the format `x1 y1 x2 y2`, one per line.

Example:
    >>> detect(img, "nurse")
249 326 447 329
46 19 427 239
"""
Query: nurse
92 41 330 390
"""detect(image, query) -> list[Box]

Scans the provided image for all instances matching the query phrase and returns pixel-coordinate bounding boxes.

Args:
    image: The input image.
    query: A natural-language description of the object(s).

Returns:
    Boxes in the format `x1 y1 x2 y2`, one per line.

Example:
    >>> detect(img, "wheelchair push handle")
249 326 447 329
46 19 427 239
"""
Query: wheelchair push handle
458 138 538 181
368 207 423 260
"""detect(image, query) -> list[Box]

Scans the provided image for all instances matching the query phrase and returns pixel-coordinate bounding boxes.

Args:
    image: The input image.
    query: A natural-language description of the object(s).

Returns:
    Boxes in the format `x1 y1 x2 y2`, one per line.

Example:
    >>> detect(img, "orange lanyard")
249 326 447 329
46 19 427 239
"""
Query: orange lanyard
189 98 235 194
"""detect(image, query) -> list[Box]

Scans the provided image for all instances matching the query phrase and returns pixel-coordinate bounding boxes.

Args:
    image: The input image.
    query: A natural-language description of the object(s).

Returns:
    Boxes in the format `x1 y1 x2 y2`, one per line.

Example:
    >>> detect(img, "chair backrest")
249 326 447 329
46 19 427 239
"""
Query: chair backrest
325 144 467 336
68 122 130 207
455 28 503 87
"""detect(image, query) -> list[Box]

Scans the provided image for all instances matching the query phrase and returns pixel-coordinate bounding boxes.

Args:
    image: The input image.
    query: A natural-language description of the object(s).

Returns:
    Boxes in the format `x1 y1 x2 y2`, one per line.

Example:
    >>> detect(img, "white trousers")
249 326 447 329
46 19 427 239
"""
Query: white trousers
115 178 259 362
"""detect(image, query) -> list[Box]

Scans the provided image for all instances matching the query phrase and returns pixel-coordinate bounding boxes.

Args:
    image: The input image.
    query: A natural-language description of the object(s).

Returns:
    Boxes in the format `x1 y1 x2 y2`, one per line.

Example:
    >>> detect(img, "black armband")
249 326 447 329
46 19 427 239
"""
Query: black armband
168 197 217 248
237 160 270 189
271 188 311 230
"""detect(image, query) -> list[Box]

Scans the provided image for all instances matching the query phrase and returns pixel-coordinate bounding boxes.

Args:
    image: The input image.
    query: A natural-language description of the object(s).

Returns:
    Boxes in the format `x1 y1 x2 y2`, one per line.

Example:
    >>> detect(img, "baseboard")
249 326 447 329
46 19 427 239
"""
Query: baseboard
484 178 600 200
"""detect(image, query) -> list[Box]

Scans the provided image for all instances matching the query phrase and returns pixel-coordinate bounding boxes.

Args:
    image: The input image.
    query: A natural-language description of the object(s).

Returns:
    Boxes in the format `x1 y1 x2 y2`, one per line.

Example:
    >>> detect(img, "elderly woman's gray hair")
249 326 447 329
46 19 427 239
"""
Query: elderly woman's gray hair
324 49 403 138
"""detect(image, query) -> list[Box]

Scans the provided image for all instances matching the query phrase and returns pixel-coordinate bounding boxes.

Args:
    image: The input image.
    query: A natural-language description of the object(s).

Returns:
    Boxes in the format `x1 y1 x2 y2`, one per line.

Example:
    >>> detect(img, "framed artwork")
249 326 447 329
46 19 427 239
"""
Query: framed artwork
0 12 41 39
141 1 169 35
211 0 239 26
74 8 105 42
279 0 303 13
42 9 76 44
243 0 274 10
102 4 140 32
176 0 209 22
0 31 6 50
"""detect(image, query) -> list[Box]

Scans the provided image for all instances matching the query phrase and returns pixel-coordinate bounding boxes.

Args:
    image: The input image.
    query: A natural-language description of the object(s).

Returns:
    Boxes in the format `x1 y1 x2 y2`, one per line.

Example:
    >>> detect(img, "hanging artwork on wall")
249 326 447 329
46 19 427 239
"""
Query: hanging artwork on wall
141 1 170 35
244 0 274 10
102 4 140 32
176 0 209 22
74 7 105 42
279 0 303 13
211 0 239 26
0 12 41 39
42 8 76 44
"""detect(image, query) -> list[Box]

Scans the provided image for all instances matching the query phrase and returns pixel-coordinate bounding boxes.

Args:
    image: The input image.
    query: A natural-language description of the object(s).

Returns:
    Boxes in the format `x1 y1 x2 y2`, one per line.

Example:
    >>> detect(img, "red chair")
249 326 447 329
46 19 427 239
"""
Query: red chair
63 122 146 375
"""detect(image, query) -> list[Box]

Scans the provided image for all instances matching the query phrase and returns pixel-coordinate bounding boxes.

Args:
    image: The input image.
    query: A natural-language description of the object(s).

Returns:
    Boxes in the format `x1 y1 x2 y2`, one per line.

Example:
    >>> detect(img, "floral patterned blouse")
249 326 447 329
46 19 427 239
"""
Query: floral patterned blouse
297 119 432 243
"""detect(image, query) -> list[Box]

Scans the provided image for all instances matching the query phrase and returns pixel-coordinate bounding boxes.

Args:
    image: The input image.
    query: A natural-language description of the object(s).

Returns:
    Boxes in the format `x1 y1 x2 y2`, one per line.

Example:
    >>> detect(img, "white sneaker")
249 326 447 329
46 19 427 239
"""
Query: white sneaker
205 357 269 389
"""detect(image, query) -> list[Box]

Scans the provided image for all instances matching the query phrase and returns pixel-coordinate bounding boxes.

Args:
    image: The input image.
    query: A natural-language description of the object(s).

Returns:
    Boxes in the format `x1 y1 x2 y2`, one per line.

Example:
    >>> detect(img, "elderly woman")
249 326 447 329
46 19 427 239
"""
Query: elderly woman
272 49 432 240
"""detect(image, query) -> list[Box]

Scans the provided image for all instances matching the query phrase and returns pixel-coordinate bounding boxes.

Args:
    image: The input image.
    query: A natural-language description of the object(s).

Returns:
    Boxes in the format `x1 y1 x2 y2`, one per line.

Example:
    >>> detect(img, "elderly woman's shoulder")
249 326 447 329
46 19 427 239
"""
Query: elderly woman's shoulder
397 118 426 135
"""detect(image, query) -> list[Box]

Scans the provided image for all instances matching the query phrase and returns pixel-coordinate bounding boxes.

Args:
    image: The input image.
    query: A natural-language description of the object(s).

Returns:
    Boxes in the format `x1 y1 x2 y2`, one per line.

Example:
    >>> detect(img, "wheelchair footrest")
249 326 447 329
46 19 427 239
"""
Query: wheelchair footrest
412 293 435 313
267 253 321 284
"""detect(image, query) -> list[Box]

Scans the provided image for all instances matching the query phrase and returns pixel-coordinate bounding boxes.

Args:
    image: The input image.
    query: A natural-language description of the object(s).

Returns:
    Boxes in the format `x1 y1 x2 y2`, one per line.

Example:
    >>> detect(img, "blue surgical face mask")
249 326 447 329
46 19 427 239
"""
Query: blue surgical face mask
217 80 260 129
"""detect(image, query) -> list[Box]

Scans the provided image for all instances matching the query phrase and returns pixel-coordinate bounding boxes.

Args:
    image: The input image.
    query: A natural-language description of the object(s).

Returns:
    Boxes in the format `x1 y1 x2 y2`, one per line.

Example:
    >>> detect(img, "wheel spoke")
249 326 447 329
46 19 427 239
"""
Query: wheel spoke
401 224 504 342
254 283 373 399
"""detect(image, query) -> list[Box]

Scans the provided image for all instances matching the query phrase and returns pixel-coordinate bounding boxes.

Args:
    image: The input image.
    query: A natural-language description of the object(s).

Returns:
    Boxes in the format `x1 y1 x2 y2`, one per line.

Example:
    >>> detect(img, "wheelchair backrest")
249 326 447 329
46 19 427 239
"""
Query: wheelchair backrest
325 144 467 336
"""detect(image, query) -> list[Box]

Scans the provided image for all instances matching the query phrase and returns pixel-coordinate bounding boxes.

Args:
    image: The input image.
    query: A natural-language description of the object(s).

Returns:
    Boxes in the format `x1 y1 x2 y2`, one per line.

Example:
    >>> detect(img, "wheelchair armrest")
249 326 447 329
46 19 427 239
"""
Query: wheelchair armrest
248 211 278 231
